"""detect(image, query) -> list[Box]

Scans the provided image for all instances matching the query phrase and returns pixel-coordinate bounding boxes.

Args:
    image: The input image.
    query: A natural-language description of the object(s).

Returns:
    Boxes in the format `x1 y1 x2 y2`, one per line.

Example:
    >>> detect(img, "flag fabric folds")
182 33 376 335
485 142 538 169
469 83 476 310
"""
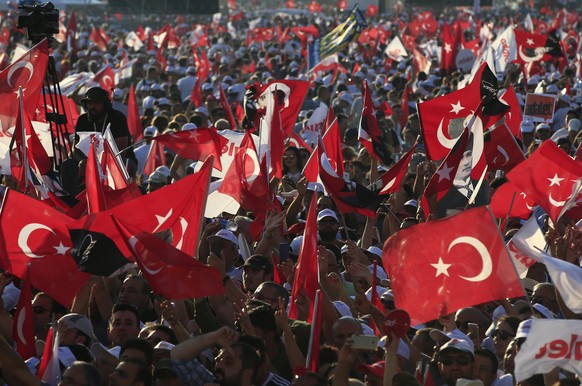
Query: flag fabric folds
383 206 524 326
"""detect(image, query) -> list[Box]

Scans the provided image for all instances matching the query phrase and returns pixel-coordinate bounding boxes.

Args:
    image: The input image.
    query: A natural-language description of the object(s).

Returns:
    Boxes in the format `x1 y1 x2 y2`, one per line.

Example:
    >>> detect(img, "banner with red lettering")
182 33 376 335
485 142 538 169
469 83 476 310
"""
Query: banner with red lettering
523 93 556 123
514 319 582 382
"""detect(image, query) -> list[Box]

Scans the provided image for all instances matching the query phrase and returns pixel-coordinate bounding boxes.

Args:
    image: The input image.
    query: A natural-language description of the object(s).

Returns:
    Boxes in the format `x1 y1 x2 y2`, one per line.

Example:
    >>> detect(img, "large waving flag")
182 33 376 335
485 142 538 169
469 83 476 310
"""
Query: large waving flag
0 189 91 306
12 266 35 360
257 79 310 136
67 157 213 273
507 140 582 224
288 193 319 322
383 206 524 325
152 127 228 171
315 5 367 61
359 80 392 166
0 39 49 132
112 216 224 299
417 63 507 161
318 137 380 217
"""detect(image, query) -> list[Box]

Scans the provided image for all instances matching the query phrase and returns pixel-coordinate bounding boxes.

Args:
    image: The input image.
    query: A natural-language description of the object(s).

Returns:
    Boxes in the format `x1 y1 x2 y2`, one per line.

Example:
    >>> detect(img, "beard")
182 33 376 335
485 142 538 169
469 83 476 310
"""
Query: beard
318 228 337 242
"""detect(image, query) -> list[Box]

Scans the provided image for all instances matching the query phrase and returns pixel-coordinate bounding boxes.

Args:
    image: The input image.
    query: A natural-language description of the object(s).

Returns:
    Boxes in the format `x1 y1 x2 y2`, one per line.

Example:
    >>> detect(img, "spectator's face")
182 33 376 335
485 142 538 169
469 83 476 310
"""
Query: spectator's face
94 352 118 386
317 217 339 242
332 319 361 349
503 339 518 375
243 267 268 293
438 351 474 386
109 361 140 386
32 294 53 335
108 311 140 347
59 364 88 386
252 285 280 310
120 347 149 365
86 100 105 121
492 321 515 359
118 278 149 311
214 347 246 386
473 354 497 386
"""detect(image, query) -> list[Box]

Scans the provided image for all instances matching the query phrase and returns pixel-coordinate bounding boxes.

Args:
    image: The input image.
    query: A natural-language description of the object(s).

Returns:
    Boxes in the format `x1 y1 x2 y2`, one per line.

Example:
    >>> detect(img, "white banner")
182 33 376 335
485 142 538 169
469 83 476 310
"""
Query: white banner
491 27 517 73
514 319 582 382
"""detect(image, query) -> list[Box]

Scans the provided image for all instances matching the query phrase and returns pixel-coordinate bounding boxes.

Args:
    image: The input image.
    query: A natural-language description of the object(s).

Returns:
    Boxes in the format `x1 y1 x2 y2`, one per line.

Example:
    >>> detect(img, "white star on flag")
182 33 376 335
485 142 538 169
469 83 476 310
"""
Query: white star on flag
526 38 534 45
450 101 464 114
53 242 70 255
547 174 564 187
437 163 454 182
431 257 452 277
444 43 452 53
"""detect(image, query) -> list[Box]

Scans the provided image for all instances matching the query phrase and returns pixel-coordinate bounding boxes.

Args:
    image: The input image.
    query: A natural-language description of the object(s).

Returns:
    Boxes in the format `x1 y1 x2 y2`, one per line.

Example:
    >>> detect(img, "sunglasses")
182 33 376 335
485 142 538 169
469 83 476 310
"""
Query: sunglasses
493 329 514 341
439 356 472 366
33 306 52 314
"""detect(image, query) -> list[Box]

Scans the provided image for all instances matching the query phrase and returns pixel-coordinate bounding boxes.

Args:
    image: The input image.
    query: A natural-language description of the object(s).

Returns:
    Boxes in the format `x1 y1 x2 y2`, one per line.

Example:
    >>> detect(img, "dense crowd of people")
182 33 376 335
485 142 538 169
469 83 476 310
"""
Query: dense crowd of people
0 1 581 386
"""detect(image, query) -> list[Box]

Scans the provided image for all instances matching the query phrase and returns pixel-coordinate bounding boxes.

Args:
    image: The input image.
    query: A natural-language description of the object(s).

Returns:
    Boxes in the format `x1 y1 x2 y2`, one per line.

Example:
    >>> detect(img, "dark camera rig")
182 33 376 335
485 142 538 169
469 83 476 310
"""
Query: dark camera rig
17 2 60 47
13 2 73 171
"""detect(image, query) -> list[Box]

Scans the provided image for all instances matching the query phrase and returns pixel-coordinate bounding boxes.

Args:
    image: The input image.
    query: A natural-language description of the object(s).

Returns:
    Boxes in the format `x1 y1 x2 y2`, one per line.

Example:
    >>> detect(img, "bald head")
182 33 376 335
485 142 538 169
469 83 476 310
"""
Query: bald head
332 316 363 349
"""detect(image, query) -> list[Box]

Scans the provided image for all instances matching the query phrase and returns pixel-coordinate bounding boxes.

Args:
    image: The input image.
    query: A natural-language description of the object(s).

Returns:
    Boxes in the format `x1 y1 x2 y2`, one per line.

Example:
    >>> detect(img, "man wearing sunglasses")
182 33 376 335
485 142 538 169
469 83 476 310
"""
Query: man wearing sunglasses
437 339 475 386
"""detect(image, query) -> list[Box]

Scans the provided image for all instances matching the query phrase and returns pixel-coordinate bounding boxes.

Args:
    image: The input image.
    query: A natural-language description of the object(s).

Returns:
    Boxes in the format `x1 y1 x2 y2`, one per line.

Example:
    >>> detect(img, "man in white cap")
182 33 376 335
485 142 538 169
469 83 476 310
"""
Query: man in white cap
520 120 535 150
437 339 476 386
317 208 343 250
177 66 198 106
58 313 94 348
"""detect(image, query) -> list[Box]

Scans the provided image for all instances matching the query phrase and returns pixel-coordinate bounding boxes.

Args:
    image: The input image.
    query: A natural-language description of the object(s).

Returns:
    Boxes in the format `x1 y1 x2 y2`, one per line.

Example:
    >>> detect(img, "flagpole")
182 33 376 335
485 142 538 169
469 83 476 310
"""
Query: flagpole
18 87 29 191
305 289 321 367
500 192 516 235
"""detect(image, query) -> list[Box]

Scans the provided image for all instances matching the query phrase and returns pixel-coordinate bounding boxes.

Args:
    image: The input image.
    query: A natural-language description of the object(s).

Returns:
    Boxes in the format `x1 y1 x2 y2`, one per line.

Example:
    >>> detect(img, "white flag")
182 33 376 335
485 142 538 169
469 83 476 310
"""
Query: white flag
385 36 408 62
491 27 517 72
542 254 582 313
506 216 546 277
514 319 582 382
125 31 144 51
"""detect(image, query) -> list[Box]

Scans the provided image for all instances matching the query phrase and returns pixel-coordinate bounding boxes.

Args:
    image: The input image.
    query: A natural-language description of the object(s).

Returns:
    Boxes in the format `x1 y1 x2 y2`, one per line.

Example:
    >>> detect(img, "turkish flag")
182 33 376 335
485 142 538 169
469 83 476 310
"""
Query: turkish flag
359 80 392 166
143 140 167 176
127 84 143 142
375 142 417 195
65 11 77 53
68 157 213 264
0 39 49 132
440 22 461 73
86 140 107 213
288 193 319 322
112 217 224 299
152 127 228 171
287 131 312 154
400 85 410 129
322 111 344 175
12 266 35 360
514 29 564 67
0 189 90 306
307 1 322 13
483 123 525 172
417 63 508 161
258 79 310 136
101 137 130 190
498 87 523 138
383 206 525 325
190 76 203 107
192 47 209 82
318 137 381 218
490 182 535 220
11 101 51 180
89 27 108 51
218 132 275 212
507 140 582 224
219 86 238 131
337 0 347 11
93 66 116 91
